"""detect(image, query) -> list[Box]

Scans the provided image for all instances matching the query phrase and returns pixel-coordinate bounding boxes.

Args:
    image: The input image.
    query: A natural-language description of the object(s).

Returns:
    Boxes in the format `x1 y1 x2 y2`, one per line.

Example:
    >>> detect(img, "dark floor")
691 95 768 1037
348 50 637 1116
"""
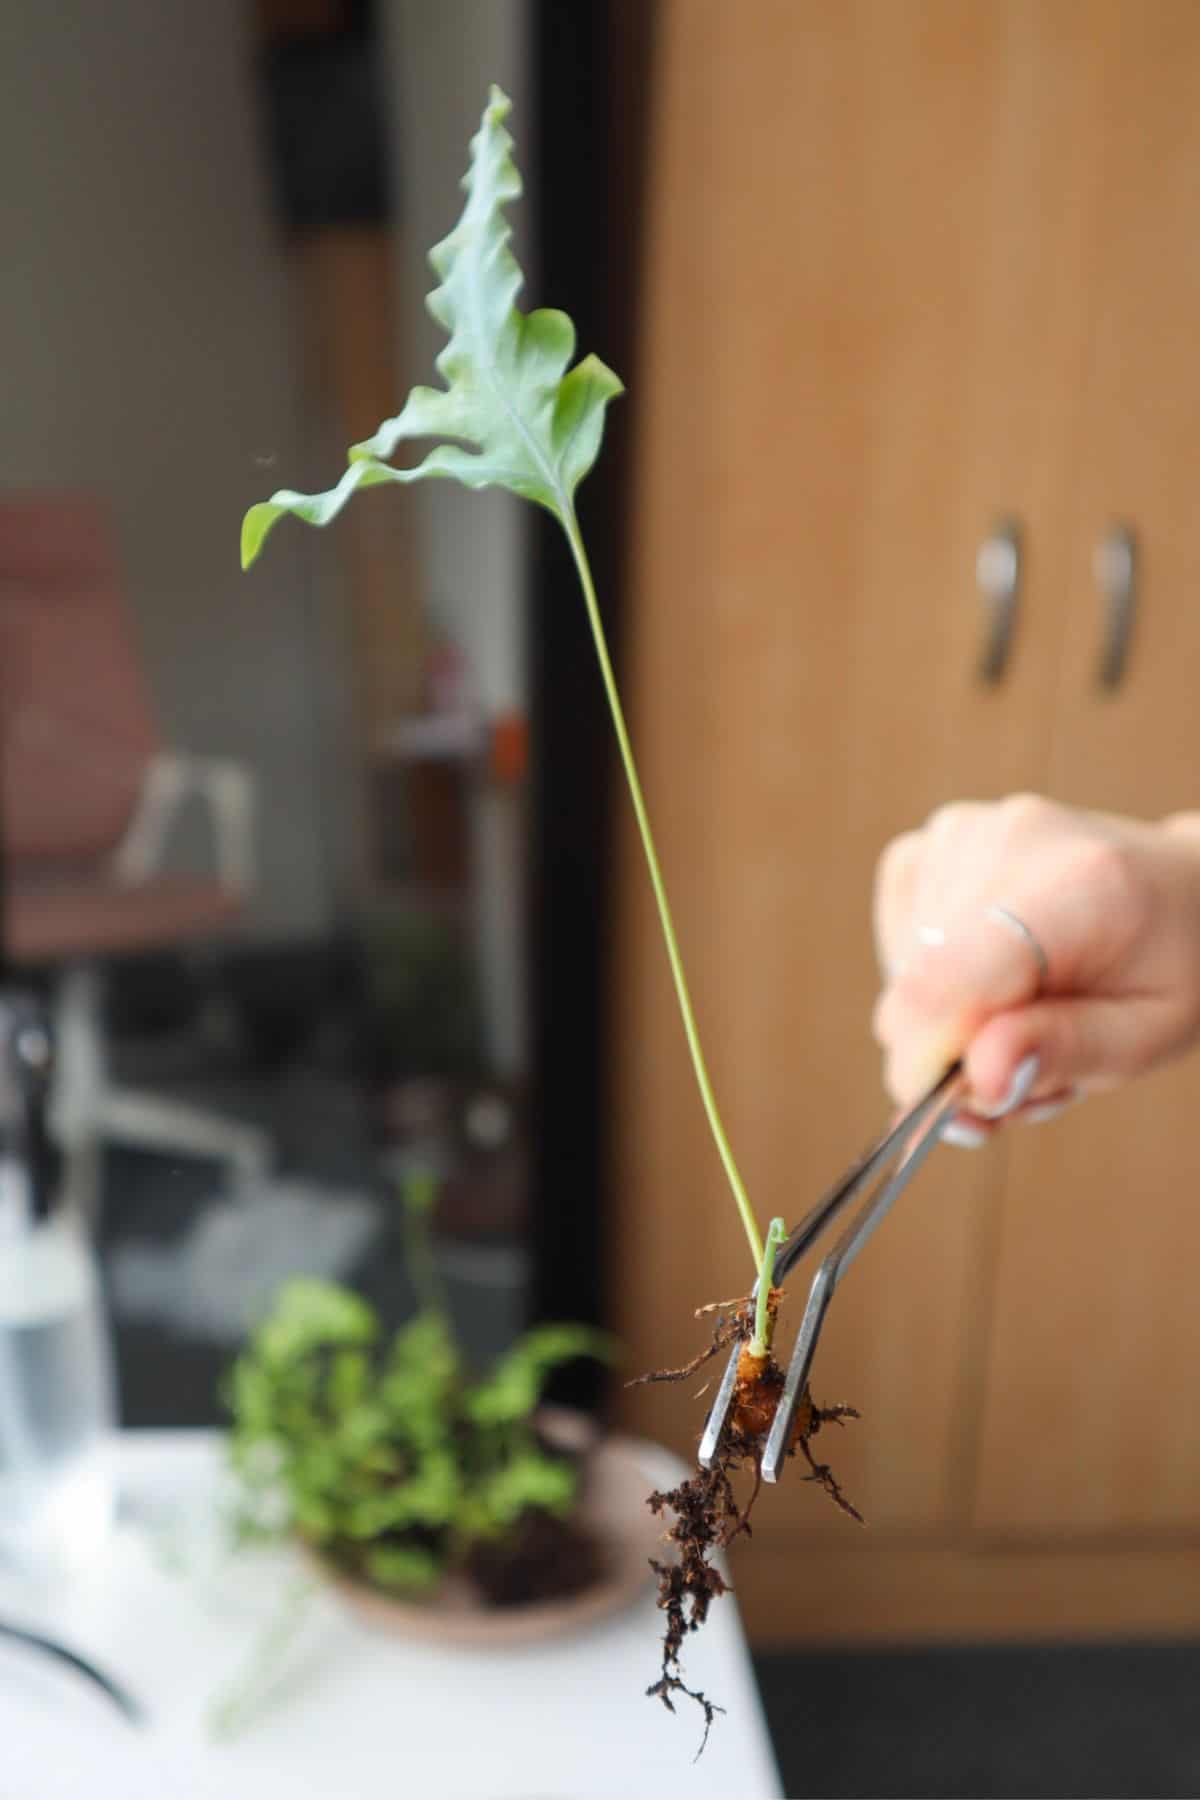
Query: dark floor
754 1640 1200 1799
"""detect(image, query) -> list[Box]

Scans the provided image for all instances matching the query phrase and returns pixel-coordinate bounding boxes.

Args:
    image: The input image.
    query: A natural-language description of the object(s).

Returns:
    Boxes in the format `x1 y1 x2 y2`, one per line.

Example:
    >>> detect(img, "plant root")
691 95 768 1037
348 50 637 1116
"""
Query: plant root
646 1451 741 1757
642 1291 861 1752
625 1296 750 1387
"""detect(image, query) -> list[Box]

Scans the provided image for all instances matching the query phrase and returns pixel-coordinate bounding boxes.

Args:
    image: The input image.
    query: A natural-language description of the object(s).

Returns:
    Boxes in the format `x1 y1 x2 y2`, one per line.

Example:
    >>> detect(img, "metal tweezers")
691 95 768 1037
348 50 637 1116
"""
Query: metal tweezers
698 1060 965 1484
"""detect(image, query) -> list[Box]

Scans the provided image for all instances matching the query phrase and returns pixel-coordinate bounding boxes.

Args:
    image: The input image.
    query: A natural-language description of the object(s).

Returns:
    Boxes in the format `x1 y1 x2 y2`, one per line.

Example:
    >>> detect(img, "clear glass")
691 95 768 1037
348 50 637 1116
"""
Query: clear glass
0 1205 116 1570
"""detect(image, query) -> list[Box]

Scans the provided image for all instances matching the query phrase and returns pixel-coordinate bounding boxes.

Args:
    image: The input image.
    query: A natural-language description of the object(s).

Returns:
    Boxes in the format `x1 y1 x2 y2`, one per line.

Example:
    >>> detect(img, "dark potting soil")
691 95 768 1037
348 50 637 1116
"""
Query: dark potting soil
466 1508 610 1608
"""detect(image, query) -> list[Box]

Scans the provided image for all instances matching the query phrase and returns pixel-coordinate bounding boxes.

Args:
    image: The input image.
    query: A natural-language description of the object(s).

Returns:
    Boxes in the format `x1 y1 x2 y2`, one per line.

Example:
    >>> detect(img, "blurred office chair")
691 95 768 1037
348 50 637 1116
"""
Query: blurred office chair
0 493 270 1197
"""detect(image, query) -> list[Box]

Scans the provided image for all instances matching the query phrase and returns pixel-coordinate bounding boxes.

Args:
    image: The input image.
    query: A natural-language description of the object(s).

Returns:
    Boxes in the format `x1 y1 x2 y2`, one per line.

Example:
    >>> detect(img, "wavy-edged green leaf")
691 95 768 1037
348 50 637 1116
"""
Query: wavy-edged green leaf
251 1278 377 1366
364 1543 441 1592
345 1449 460 1537
466 1324 612 1426
471 1451 576 1533
242 85 622 569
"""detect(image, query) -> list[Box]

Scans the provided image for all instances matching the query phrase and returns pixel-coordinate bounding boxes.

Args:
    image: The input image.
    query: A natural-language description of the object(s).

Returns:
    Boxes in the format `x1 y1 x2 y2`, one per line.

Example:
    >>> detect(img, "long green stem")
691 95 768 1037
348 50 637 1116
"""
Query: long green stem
562 515 763 1271
751 1217 786 1358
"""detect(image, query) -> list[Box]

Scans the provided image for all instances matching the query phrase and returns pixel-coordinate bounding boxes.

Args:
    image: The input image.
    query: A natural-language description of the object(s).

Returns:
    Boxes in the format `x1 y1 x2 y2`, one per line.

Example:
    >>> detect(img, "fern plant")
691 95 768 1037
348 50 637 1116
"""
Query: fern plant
226 1269 606 1597
240 86 767 1286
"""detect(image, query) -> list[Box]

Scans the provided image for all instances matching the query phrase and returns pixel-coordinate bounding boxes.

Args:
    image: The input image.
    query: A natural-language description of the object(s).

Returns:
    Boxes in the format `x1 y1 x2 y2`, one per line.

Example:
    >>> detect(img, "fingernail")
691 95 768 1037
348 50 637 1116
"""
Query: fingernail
1025 1092 1077 1125
943 1118 987 1150
978 1053 1040 1119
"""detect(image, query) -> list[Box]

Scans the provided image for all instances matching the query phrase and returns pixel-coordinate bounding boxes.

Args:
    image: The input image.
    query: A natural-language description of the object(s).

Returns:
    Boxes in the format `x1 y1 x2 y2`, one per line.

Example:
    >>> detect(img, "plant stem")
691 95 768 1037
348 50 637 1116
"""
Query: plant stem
208 1573 316 1740
399 1167 448 1318
562 514 763 1271
751 1217 786 1357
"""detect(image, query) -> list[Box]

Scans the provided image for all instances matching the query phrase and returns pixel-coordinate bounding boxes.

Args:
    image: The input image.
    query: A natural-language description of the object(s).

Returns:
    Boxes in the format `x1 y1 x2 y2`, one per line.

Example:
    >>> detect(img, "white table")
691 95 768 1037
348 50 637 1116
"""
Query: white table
0 1432 782 1799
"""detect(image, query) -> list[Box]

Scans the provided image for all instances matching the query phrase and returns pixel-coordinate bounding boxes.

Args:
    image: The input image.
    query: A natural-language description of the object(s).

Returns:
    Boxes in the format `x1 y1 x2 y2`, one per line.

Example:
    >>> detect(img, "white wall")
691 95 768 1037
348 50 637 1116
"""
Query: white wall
0 1 344 941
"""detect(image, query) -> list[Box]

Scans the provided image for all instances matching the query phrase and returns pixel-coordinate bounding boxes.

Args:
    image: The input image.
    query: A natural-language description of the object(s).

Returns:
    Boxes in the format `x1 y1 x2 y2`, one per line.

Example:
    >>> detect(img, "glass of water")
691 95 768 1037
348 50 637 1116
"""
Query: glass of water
0 1203 116 1572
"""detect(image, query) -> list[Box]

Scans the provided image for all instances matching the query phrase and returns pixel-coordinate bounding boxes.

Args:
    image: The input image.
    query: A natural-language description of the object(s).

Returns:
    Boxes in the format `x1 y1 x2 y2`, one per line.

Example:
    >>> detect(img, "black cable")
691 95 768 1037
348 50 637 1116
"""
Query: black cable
0 1618 144 1725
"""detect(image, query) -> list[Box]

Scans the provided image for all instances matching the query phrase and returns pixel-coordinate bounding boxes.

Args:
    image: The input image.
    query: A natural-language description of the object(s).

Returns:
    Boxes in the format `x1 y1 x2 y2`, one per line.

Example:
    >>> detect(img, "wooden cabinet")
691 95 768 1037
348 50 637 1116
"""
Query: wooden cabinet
611 0 1200 1640
977 2 1200 1535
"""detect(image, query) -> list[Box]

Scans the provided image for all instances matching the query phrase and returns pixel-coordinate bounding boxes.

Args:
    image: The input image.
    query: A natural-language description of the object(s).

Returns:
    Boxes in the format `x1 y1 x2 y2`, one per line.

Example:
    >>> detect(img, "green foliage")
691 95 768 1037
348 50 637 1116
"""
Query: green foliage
239 86 765 1272
240 84 622 570
365 1543 441 1592
226 1277 608 1597
254 1278 376 1363
457 1451 576 1543
467 1325 611 1426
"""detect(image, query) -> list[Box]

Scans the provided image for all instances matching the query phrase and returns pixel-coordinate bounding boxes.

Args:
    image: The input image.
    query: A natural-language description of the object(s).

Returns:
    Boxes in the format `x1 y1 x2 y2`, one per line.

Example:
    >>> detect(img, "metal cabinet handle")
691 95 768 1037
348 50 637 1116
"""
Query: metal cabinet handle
975 519 1021 683
1094 524 1137 691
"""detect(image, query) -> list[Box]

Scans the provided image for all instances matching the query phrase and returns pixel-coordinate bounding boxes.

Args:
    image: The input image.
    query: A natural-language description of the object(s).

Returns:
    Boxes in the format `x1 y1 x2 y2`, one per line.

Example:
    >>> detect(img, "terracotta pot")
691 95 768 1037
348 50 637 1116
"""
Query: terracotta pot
310 1412 663 1649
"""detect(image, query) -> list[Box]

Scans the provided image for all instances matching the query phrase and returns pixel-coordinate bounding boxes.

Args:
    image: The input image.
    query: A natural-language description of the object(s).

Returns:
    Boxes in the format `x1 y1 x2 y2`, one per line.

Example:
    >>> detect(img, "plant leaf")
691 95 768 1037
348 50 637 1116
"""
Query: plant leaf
365 1543 442 1592
473 1451 576 1531
241 84 622 569
252 1278 377 1366
466 1324 612 1426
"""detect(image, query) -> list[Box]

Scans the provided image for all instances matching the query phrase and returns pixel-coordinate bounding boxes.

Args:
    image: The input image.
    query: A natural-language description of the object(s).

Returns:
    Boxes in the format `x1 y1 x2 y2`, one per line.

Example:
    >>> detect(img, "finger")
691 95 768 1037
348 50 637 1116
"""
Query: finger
876 909 1042 1102
964 995 1183 1101
1019 1087 1079 1124
875 861 1148 1104
873 831 922 977
910 802 994 936
942 1115 995 1150
950 1085 1078 1139
921 1078 1079 1151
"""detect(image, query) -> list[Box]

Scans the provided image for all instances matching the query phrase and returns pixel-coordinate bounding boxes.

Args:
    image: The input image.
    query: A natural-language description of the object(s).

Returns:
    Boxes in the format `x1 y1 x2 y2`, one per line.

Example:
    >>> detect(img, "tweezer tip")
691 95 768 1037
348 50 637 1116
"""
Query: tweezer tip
697 1341 741 1468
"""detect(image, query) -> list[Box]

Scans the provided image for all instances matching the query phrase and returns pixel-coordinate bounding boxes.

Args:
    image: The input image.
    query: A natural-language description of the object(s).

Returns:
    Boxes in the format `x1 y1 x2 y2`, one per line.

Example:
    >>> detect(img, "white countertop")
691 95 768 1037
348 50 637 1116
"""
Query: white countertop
0 1431 782 1799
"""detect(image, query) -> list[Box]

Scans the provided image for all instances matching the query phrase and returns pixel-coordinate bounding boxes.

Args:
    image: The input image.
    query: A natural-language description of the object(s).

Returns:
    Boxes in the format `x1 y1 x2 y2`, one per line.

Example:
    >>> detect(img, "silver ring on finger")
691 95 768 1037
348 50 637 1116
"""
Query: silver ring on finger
984 904 1050 992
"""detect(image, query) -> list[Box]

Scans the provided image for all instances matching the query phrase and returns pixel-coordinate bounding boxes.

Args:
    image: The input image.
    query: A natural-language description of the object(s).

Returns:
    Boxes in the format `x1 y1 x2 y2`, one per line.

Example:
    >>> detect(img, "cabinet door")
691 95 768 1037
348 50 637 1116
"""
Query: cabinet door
975 2 1200 1534
612 0 1106 1532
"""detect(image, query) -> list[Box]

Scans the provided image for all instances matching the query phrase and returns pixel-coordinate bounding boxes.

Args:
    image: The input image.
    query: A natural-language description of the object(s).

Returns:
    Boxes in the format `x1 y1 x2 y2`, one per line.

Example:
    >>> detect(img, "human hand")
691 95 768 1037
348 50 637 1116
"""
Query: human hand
872 795 1200 1139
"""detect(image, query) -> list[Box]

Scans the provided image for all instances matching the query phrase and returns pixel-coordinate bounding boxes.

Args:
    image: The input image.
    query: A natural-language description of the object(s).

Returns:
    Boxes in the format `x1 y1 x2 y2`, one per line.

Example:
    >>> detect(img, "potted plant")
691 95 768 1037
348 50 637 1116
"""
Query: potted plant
223 1175 661 1646
235 86 860 1742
